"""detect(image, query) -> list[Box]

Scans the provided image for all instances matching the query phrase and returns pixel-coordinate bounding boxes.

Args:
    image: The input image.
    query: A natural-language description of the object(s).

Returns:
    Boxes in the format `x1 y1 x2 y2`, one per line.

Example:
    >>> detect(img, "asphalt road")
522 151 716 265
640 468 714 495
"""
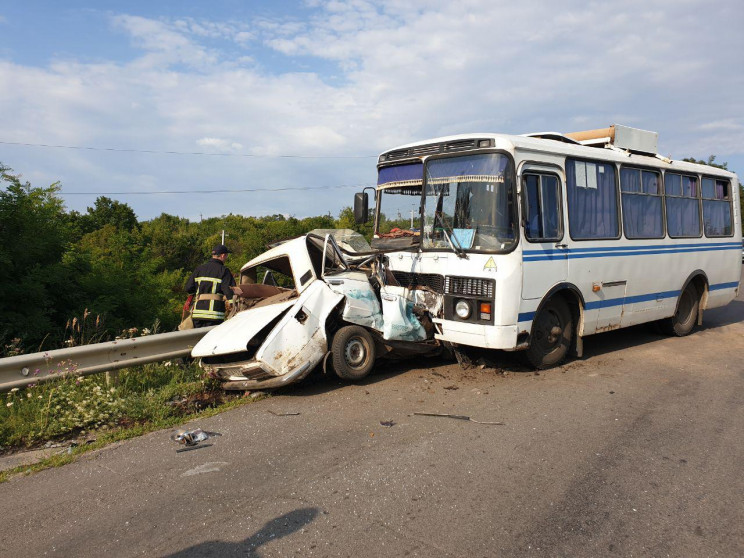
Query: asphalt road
1 270 743 557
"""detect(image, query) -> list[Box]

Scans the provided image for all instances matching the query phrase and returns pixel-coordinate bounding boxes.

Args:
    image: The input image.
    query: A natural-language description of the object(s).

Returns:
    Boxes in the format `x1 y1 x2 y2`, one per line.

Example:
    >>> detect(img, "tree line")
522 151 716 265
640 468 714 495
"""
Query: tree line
0 163 371 353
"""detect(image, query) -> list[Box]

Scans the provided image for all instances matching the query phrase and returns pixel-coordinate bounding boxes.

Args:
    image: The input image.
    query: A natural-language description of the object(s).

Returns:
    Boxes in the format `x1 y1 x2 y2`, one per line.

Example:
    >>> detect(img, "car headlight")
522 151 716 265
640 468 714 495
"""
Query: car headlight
455 299 471 319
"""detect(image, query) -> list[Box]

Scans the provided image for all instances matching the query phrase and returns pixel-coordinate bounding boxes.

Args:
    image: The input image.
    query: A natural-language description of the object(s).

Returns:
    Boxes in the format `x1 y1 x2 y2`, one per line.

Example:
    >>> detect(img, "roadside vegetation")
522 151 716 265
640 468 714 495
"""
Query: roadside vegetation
0 359 264 482
0 162 373 354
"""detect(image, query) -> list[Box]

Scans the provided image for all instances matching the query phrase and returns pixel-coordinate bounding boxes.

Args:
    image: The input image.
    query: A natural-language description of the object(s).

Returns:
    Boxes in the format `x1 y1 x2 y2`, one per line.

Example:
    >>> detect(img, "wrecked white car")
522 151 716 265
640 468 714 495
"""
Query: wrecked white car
191 230 440 390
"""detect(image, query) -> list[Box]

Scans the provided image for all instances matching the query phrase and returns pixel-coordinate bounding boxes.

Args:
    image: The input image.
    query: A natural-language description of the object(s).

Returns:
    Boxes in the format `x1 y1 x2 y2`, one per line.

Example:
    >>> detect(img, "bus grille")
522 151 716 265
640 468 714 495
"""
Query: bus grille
391 271 445 293
445 276 495 298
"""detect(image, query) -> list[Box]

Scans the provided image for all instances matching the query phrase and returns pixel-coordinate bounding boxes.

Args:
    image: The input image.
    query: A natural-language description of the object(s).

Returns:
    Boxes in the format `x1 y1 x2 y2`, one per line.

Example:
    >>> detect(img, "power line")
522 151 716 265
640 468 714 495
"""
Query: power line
0 140 377 159
59 183 373 195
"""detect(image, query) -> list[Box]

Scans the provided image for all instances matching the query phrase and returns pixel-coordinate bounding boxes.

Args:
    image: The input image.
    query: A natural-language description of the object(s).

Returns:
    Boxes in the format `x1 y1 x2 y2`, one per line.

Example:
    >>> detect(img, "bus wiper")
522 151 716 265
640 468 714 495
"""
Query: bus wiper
440 220 467 258
433 189 467 259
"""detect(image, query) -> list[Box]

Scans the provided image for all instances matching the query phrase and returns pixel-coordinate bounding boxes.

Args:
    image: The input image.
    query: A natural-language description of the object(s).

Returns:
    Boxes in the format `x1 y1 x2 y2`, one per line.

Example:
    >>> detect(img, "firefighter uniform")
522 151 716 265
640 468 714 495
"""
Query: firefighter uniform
184 245 236 327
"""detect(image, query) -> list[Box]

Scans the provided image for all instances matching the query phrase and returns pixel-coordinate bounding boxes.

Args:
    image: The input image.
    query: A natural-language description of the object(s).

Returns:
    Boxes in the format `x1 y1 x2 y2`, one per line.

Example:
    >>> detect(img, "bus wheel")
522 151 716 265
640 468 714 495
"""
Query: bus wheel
661 285 699 337
331 325 376 381
526 297 573 369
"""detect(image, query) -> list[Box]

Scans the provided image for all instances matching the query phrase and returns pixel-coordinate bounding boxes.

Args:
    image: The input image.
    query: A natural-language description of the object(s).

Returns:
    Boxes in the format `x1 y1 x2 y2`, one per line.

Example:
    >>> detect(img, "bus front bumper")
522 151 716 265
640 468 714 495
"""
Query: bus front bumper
432 319 520 350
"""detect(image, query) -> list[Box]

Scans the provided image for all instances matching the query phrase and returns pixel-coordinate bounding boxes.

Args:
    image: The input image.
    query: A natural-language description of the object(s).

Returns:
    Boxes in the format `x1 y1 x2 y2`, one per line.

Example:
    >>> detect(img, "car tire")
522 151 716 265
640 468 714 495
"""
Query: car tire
526 297 573 370
331 325 376 381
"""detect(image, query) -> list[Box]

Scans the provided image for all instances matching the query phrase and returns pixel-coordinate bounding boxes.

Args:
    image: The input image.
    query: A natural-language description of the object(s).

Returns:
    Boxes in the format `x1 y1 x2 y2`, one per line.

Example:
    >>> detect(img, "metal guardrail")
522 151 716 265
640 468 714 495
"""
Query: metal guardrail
0 327 214 392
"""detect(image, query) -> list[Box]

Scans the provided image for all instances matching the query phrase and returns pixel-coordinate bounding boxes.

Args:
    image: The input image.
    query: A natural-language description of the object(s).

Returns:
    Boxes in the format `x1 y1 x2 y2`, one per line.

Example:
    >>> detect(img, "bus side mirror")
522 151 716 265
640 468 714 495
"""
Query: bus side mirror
354 192 369 224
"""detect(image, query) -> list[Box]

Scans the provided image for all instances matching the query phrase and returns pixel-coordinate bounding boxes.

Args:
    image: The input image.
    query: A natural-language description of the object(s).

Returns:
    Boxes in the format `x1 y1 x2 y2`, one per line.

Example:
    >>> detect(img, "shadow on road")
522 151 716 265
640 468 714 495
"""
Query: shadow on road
699 299 744 329
283 353 453 397
162 507 320 558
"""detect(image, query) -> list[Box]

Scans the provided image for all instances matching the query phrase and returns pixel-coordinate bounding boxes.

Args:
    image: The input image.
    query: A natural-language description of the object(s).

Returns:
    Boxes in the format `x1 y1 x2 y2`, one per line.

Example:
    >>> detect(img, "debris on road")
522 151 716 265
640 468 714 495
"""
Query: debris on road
413 412 505 425
379 420 395 427
267 410 300 416
171 428 221 447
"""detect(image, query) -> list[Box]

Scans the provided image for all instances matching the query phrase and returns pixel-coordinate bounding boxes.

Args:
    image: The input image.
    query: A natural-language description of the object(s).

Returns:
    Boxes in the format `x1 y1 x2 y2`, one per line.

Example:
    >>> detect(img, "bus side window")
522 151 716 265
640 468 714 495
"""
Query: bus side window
665 172 701 238
620 167 664 239
523 173 562 242
566 158 619 240
702 177 733 237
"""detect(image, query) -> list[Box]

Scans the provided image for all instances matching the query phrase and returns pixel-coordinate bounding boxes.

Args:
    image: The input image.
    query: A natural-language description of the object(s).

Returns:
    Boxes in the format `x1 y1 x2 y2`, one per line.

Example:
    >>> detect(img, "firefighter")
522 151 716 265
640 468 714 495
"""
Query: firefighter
184 244 236 328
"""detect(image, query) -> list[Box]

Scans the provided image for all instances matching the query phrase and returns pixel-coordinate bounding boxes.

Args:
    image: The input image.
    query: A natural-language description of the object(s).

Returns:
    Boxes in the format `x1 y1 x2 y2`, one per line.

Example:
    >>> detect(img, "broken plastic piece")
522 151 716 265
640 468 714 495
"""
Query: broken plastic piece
413 412 504 425
171 428 220 446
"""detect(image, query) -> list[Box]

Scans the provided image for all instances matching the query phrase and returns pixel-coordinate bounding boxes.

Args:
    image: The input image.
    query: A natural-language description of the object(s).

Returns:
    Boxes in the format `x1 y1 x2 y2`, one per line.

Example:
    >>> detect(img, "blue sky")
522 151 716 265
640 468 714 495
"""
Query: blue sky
1 1 742 221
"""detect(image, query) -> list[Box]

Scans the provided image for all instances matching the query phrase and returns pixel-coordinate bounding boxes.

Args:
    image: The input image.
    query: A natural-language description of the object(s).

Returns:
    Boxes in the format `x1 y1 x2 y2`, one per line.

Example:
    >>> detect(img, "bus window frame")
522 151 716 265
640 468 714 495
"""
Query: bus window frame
619 164 666 241
701 174 734 238
521 170 565 244
564 156 623 242
420 148 520 255
663 171 703 239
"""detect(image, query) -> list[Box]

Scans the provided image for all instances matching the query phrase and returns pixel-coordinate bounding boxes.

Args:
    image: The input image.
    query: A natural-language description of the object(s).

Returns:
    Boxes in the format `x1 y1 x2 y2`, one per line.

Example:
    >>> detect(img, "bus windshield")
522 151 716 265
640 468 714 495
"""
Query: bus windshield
423 153 516 252
373 162 423 248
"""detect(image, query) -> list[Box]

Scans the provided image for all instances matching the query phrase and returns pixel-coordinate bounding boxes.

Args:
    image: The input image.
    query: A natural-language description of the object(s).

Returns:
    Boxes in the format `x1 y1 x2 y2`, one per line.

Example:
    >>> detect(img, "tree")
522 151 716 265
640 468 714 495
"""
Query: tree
682 155 728 170
0 165 75 348
71 196 139 236
336 206 374 241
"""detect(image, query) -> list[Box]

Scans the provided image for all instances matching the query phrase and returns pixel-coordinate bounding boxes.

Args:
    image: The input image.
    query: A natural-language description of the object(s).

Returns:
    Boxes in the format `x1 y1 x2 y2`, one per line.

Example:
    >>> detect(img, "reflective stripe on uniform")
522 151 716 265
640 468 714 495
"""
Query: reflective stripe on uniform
195 277 224 316
191 309 226 320
195 277 221 293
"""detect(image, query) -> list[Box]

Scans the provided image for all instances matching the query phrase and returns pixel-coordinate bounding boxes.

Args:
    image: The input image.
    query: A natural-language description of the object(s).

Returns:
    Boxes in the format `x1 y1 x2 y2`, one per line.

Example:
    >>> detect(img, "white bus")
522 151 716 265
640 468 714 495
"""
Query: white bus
354 124 742 368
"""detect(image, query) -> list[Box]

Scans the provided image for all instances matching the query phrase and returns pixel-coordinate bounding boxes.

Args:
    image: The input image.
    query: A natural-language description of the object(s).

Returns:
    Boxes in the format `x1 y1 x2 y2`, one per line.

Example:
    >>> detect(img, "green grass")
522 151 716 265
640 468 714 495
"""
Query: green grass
0 361 265 482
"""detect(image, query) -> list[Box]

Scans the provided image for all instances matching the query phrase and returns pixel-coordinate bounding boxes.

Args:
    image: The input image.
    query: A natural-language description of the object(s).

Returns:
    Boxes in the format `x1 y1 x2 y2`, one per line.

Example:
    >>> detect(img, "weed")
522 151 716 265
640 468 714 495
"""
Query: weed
2 338 23 357
0 360 256 452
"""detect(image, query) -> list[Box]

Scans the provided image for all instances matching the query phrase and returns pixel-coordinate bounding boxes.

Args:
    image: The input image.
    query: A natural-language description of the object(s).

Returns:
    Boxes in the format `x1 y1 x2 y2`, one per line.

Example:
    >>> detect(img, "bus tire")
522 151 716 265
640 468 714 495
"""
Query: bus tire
661 285 699 337
331 325 376 381
526 297 573 369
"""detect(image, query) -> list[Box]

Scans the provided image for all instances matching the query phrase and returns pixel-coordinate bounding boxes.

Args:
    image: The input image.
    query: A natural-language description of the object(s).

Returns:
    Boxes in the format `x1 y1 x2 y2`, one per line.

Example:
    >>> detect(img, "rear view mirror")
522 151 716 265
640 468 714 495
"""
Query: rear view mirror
353 192 369 224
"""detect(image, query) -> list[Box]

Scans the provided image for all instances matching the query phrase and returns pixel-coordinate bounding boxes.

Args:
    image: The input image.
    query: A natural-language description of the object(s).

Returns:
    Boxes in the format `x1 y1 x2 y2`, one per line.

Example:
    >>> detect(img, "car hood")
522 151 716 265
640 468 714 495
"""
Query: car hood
191 300 296 357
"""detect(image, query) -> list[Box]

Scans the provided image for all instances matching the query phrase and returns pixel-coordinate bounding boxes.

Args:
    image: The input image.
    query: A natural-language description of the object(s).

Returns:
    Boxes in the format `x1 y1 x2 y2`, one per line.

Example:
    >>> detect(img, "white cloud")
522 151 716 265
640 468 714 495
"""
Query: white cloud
196 137 244 152
111 15 220 70
1 1 743 221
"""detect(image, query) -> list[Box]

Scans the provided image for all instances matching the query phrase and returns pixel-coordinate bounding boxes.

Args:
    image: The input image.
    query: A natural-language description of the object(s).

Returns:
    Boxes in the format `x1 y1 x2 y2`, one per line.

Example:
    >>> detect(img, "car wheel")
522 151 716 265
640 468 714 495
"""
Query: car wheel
331 325 376 381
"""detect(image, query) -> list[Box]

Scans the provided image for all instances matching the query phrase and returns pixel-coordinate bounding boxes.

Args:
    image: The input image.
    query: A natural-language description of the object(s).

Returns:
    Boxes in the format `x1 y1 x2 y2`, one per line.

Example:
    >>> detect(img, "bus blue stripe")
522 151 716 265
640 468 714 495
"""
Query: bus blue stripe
517 282 738 323
523 241 740 256
524 244 740 262
709 281 740 291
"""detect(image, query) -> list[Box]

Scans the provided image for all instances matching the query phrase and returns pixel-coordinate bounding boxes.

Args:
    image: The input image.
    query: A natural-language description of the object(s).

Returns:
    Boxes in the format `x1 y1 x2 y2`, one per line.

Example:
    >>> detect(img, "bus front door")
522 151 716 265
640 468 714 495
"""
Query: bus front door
521 171 568 300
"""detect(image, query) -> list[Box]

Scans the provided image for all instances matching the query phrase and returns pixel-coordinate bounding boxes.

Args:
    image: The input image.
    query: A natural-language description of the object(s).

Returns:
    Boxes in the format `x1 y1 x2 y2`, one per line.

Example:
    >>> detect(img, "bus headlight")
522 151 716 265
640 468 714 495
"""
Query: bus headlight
455 299 471 319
